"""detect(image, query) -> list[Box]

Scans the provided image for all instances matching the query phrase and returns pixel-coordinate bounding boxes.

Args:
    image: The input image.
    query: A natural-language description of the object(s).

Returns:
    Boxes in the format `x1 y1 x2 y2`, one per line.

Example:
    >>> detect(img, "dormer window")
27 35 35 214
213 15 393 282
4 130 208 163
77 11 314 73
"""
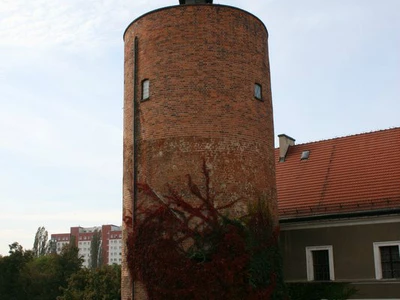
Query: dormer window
142 79 150 100
254 83 262 101
301 150 310 160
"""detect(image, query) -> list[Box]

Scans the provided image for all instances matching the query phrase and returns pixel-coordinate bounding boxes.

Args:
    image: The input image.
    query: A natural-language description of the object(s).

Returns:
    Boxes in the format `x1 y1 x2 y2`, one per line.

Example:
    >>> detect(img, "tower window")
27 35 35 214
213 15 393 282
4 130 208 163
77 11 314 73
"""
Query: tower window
142 79 150 100
254 83 262 101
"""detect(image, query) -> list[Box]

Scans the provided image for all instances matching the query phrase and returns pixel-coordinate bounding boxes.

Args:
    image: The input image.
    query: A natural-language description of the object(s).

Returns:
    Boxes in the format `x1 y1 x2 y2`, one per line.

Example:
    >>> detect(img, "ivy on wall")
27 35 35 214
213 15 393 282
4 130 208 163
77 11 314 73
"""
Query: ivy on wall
125 161 287 300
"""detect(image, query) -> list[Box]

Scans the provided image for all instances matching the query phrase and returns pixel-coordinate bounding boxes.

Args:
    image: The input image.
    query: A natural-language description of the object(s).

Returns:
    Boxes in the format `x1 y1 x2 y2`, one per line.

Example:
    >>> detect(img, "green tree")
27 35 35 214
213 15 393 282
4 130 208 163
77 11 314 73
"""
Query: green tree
23 240 84 300
58 264 121 300
33 226 48 257
0 240 85 300
89 230 102 269
0 242 34 299
20 254 63 300
58 241 84 284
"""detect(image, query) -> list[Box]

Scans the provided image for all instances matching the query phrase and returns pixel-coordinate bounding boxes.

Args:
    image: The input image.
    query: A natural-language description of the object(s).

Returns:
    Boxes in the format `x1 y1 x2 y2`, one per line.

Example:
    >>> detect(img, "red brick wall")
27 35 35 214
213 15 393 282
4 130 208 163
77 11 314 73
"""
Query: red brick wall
70 227 79 246
101 225 110 265
122 4 277 299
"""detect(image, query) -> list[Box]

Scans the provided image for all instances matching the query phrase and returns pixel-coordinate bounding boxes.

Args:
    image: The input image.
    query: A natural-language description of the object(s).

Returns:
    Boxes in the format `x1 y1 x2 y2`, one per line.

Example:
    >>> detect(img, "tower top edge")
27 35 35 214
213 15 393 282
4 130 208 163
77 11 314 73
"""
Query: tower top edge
179 0 213 4
123 4 268 41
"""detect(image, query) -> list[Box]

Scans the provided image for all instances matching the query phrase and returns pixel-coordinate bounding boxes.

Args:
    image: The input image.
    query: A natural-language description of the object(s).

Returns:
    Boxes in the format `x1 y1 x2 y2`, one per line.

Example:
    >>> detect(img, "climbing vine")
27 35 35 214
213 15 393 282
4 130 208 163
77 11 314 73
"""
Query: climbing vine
125 161 287 299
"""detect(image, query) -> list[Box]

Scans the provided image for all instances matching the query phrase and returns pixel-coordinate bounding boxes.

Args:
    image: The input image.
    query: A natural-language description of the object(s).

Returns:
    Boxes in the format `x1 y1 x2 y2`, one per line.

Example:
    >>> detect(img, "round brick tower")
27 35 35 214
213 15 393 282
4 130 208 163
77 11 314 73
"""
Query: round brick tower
122 1 277 299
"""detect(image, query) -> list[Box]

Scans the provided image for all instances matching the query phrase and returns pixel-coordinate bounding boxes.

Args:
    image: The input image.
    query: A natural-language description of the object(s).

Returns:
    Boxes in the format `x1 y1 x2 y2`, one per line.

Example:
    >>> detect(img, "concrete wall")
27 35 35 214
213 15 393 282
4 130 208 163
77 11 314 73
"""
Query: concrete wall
280 220 400 298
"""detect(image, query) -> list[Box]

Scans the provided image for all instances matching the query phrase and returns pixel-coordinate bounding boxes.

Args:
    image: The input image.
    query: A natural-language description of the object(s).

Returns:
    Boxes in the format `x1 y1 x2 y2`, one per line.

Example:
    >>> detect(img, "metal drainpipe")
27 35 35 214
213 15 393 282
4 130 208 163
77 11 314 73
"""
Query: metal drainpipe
132 36 139 300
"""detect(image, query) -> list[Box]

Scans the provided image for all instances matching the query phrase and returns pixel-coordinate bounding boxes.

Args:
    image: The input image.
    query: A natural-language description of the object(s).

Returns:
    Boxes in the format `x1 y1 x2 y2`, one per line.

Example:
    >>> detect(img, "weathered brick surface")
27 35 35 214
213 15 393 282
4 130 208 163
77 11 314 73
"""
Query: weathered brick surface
122 4 277 299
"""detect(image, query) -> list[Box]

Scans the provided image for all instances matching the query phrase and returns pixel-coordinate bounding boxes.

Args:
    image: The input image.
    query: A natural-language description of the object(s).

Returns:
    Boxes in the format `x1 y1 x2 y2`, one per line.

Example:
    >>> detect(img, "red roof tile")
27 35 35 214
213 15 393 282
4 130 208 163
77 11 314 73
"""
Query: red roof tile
275 128 400 219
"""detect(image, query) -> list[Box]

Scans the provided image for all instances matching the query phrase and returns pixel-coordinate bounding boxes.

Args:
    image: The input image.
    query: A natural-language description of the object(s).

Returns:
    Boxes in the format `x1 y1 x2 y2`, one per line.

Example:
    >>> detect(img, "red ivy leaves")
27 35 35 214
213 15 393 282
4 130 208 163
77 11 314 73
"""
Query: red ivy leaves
125 161 282 300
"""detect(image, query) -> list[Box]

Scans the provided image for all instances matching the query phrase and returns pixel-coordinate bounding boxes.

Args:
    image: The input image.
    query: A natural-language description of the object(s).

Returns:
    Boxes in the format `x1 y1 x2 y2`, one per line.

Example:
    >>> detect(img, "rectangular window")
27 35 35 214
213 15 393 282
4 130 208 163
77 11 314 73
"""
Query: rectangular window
312 250 330 280
142 79 150 100
373 241 400 279
254 83 262 101
306 245 335 281
381 246 400 278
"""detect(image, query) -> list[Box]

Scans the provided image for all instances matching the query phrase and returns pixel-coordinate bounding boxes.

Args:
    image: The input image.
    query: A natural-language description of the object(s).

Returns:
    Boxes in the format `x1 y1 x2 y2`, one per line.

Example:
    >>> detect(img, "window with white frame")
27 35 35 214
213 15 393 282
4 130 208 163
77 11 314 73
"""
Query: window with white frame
142 79 150 100
306 245 335 281
373 241 400 279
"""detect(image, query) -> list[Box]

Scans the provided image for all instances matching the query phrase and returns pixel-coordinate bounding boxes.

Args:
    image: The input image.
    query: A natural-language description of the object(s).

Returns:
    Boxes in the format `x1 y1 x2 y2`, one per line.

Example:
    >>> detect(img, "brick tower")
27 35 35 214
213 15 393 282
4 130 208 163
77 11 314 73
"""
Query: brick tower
122 1 277 298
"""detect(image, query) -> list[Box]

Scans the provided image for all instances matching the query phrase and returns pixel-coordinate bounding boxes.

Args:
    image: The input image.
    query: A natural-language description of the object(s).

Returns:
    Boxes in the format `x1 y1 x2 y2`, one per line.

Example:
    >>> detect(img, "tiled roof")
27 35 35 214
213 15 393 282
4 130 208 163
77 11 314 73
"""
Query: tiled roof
275 128 400 219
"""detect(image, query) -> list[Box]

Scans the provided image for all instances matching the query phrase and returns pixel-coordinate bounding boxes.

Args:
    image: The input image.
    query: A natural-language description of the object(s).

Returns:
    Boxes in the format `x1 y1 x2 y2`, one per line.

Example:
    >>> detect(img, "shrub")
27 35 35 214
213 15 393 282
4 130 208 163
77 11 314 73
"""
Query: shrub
287 282 357 300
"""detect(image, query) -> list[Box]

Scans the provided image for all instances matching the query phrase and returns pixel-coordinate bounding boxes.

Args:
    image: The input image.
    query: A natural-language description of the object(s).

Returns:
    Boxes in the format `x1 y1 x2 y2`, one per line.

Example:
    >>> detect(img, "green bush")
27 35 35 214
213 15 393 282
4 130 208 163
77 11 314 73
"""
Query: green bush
287 282 357 300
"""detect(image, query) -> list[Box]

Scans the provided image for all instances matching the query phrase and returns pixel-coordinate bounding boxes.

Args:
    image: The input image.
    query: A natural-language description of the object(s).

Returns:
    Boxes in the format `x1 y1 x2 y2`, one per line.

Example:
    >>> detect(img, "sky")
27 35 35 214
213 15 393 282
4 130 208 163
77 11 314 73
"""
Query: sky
0 0 399 256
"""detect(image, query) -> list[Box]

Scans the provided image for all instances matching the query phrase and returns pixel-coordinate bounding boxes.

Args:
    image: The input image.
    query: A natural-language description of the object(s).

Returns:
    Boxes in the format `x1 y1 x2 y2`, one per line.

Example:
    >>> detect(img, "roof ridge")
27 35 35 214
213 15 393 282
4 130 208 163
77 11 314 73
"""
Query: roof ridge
287 126 400 147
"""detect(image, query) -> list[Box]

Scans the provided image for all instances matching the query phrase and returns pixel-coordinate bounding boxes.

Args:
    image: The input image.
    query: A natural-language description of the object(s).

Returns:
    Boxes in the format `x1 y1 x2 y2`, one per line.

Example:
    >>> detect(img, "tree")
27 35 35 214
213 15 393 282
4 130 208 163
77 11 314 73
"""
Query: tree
20 254 63 300
58 264 121 300
0 242 34 299
0 240 120 300
89 229 102 269
21 241 84 300
58 241 84 283
33 226 48 257
0 240 90 300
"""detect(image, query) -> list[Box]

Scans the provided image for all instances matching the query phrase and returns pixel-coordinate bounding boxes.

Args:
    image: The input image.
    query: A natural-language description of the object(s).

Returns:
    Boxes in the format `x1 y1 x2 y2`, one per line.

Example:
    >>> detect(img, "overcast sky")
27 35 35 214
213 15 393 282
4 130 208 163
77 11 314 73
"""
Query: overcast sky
0 0 399 255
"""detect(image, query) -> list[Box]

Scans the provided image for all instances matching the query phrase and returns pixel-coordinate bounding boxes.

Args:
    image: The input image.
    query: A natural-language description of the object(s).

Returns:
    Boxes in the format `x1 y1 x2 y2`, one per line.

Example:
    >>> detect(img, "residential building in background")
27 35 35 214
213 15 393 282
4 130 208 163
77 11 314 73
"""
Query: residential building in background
51 224 122 268
276 127 400 299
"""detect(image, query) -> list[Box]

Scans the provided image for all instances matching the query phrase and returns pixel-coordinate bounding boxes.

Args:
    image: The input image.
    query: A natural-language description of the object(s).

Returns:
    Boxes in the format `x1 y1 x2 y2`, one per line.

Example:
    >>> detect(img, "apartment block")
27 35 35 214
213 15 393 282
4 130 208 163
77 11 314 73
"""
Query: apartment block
51 224 122 268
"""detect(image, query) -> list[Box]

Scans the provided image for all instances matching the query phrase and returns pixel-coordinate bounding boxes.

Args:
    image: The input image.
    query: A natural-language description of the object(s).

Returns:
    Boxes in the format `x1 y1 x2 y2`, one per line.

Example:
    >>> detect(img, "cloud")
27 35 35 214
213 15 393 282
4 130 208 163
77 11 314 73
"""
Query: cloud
0 0 173 53
0 97 122 176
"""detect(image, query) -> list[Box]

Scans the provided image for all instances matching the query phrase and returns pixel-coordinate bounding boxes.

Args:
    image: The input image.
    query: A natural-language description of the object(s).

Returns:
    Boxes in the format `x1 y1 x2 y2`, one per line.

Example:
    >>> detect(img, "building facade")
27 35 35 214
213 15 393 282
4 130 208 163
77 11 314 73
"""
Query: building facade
51 224 122 268
122 0 277 298
276 128 400 299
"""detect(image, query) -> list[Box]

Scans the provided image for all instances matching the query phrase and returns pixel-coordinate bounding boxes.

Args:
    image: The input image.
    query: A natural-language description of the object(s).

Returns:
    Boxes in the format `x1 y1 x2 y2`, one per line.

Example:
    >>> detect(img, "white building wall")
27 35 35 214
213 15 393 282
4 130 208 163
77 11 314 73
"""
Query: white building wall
108 238 122 265
78 240 92 268
55 237 70 254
